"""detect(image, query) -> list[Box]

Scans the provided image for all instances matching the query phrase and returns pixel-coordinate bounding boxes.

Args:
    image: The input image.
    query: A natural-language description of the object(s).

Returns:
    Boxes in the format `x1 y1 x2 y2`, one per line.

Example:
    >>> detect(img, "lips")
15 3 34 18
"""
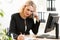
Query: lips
26 13 29 16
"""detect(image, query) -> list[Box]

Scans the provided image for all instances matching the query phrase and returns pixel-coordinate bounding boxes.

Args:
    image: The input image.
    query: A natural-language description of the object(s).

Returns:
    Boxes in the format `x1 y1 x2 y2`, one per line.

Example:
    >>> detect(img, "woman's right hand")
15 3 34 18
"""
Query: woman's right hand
17 34 25 40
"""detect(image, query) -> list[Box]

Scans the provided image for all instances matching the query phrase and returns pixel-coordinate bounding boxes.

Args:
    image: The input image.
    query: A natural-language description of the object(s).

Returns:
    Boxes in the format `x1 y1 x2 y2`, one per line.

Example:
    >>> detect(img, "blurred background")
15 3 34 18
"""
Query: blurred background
0 0 60 39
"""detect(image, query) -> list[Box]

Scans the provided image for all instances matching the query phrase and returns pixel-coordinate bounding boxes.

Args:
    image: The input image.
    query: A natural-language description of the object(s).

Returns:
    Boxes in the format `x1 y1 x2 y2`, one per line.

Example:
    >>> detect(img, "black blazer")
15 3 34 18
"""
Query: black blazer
9 13 40 39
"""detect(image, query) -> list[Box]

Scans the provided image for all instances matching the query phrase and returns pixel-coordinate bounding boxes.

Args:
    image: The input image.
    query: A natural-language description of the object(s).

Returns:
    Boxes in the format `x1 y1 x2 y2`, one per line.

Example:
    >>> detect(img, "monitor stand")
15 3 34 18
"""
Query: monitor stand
55 23 59 39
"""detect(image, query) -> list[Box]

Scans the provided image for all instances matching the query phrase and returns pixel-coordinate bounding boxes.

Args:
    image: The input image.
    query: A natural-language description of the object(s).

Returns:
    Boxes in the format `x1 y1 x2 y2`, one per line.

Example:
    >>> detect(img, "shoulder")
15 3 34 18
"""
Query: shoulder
11 13 19 18
12 13 19 17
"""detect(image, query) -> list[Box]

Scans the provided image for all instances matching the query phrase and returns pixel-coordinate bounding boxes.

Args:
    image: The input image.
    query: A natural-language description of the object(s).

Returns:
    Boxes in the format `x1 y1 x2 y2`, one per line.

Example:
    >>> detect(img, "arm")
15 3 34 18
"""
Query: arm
31 12 40 35
31 19 40 35
9 14 18 39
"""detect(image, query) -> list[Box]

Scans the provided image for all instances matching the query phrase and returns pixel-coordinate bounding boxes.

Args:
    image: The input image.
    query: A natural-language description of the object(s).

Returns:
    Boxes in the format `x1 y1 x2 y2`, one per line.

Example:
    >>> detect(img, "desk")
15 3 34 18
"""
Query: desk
23 35 60 40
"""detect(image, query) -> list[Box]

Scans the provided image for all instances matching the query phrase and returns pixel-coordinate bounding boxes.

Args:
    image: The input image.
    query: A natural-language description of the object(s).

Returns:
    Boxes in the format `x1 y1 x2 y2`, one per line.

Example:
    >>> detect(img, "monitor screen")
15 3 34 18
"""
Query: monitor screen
44 13 59 33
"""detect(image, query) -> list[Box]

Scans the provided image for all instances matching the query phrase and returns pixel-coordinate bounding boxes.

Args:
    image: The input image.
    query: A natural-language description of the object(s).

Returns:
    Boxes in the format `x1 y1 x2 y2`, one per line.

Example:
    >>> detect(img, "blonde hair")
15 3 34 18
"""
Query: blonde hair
20 0 36 16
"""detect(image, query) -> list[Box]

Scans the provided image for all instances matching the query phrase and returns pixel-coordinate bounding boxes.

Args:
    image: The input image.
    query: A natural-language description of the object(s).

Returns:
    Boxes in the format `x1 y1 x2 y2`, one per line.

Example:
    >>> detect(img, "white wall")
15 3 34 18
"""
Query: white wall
0 0 60 36
55 0 60 36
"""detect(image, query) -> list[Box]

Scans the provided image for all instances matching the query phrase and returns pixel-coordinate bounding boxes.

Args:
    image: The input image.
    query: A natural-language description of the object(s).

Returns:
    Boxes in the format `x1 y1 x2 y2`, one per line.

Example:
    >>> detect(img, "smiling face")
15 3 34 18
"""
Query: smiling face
23 6 35 18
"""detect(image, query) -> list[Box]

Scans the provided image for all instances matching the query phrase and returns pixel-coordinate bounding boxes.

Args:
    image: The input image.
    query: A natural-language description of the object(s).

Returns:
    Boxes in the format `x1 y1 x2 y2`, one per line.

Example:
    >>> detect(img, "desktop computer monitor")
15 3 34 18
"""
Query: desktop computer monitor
44 13 59 33
36 13 59 39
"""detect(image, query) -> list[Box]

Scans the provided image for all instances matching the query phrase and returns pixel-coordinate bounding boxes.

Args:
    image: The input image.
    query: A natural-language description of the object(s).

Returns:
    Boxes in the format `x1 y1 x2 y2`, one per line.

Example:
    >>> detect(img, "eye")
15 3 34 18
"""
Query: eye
27 9 30 11
27 9 34 12
31 11 33 12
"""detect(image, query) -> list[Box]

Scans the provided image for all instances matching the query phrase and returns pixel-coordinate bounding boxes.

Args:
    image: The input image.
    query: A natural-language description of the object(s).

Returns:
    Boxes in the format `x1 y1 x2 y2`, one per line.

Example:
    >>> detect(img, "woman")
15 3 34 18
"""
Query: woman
9 0 40 40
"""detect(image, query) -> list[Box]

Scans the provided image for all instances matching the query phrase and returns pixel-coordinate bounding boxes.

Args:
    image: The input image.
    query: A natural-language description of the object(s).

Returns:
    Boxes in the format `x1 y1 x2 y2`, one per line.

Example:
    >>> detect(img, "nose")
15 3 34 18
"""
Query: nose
28 11 32 15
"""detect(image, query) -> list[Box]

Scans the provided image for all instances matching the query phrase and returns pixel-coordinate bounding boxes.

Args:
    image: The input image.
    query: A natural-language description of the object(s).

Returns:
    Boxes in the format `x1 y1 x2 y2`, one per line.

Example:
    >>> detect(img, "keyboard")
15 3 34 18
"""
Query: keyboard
36 34 59 39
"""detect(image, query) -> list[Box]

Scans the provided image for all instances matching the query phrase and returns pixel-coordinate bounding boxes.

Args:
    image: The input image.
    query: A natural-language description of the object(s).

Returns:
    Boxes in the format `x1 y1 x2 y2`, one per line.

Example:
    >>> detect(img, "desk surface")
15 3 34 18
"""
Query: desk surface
24 35 60 40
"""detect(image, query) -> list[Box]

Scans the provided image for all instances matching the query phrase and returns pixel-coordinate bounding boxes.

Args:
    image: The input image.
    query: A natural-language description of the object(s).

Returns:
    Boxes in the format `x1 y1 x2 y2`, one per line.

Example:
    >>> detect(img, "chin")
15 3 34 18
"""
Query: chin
26 15 30 17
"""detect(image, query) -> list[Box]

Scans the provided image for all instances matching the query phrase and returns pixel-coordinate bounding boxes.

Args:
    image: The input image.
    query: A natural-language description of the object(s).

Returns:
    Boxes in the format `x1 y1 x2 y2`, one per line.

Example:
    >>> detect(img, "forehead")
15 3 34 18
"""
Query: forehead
25 6 34 11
